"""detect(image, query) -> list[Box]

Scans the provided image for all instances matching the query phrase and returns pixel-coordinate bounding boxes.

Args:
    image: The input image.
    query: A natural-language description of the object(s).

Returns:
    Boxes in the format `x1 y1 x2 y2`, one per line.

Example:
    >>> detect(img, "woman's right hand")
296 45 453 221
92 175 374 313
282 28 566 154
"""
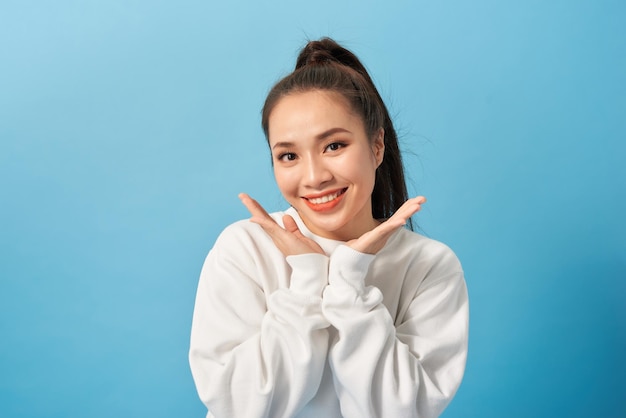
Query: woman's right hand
239 193 325 257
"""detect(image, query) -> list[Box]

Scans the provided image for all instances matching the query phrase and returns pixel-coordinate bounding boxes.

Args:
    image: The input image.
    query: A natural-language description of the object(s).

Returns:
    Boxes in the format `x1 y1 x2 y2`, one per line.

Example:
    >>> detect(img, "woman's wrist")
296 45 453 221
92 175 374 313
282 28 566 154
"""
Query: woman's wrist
286 253 329 296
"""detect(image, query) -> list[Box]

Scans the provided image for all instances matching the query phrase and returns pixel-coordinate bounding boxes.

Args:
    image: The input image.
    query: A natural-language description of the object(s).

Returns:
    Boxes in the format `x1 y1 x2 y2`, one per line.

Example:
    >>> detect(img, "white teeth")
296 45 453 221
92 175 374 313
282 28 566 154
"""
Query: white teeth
309 191 341 205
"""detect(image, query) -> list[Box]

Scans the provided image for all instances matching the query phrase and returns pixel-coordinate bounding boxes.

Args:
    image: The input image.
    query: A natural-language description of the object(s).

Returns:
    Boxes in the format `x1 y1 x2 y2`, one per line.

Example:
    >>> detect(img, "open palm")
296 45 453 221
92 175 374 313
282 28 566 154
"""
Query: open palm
239 193 426 257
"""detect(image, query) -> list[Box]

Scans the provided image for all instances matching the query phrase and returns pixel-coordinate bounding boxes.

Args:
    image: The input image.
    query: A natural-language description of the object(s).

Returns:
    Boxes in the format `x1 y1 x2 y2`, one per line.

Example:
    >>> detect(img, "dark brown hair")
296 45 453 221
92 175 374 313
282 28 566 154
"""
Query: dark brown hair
262 37 412 228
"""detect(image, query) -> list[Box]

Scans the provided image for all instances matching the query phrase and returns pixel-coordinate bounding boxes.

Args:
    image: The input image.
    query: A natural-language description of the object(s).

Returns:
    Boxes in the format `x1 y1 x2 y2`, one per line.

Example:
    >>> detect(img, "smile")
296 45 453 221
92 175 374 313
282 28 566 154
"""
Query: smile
303 188 347 212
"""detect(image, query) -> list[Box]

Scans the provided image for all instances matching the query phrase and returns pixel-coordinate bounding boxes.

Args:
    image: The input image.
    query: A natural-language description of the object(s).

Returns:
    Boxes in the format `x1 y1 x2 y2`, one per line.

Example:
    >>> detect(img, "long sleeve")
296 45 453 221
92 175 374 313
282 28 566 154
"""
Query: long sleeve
322 243 469 418
189 223 331 418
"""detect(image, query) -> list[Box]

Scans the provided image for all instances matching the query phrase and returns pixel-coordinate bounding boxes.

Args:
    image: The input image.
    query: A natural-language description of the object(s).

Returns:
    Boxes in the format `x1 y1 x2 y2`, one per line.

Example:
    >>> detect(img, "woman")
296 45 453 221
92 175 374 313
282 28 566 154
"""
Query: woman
189 37 468 418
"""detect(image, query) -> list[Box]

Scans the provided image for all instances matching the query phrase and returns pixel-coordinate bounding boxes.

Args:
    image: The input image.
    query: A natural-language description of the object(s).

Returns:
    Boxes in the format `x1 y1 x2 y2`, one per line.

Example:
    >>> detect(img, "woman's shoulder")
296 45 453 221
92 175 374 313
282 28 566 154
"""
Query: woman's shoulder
199 212 292 290
387 228 463 273
212 211 287 252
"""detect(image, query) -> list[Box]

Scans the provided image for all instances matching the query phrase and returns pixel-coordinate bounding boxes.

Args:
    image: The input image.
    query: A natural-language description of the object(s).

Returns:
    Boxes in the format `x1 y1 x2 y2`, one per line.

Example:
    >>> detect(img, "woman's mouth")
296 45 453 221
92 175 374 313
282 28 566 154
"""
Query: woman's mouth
303 188 347 212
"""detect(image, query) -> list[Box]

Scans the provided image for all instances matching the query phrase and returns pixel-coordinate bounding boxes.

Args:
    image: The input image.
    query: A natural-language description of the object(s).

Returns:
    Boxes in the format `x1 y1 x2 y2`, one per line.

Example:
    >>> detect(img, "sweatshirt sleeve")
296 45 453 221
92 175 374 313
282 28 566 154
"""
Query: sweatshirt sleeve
322 244 469 418
189 224 331 418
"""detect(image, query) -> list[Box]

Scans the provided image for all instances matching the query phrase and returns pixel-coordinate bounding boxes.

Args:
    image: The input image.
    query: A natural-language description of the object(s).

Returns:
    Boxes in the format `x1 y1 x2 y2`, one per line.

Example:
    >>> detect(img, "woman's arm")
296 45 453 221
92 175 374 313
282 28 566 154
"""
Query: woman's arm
322 244 469 418
189 224 331 418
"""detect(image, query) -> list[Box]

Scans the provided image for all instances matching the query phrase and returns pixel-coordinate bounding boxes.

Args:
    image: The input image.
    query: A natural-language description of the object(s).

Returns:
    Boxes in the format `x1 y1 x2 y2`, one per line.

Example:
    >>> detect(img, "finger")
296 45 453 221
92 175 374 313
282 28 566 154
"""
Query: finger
282 215 300 233
387 196 426 225
239 193 286 237
239 195 323 255
398 196 426 213
283 215 325 254
282 215 313 241
348 196 427 255
365 196 427 240
283 214 317 245
239 193 275 225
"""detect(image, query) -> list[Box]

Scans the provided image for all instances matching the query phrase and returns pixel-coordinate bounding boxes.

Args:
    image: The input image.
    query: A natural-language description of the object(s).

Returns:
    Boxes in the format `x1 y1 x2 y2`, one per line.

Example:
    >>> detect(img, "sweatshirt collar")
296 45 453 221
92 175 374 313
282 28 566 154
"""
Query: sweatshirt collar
283 206 404 256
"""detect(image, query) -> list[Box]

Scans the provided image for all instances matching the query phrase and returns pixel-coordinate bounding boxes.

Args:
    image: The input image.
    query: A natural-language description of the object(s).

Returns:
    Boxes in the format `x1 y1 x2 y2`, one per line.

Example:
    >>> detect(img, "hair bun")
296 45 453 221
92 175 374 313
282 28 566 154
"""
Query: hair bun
294 38 373 86
301 49 335 66
295 37 345 69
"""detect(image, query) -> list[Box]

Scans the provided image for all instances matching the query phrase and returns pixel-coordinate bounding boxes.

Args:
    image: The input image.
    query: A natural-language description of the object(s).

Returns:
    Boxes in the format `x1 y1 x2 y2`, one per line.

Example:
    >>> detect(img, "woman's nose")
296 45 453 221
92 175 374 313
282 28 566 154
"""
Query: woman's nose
303 157 332 188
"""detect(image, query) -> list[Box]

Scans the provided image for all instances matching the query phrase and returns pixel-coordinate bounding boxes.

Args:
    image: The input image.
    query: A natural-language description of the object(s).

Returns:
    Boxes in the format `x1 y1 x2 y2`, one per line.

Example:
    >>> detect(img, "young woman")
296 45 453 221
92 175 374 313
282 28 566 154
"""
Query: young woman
189 38 469 418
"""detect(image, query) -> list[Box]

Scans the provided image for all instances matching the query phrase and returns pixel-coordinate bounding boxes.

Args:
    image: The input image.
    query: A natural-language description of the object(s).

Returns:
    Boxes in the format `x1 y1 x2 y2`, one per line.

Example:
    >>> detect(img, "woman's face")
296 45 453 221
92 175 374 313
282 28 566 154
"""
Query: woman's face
268 90 384 241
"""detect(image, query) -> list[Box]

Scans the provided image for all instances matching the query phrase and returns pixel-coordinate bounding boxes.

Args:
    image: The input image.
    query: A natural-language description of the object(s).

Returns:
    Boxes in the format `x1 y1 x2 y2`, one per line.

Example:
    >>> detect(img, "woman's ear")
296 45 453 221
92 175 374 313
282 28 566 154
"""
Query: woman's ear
372 128 385 167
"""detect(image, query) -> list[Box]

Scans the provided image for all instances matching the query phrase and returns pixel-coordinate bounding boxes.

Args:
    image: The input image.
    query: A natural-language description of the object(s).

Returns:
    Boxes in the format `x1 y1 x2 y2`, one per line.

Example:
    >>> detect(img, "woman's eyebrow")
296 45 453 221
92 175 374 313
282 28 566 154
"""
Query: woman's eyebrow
271 141 294 150
316 127 351 140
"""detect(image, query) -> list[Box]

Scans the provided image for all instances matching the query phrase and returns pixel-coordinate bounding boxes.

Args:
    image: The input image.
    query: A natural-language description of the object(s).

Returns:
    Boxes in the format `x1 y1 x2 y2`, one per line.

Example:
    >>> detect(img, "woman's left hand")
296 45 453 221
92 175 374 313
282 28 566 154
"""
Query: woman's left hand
347 196 426 255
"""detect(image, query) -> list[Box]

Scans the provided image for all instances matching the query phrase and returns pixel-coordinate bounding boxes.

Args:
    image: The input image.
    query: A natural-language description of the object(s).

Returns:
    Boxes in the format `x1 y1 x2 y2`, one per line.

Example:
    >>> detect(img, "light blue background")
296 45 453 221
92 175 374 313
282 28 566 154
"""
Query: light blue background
1 1 624 417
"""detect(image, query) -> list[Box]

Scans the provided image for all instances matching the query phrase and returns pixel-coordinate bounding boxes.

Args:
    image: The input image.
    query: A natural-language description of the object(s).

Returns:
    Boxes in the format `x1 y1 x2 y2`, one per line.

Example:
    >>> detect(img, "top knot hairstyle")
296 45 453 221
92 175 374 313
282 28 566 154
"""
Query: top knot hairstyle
262 37 412 229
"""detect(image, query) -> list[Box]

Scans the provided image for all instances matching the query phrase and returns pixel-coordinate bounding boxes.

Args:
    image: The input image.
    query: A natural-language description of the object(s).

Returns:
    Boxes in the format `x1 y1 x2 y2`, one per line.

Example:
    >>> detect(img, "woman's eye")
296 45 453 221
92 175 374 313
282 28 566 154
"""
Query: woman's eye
278 152 297 162
326 142 344 152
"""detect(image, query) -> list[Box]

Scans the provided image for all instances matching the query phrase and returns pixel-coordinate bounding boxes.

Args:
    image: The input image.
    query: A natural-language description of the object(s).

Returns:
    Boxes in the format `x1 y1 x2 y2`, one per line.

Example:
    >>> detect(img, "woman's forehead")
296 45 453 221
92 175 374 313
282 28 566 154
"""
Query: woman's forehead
268 90 365 141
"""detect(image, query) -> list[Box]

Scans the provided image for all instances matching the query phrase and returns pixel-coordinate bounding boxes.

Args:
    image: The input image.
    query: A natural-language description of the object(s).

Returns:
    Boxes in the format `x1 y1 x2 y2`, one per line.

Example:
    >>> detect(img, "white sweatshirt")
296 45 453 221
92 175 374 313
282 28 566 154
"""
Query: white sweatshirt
189 207 468 418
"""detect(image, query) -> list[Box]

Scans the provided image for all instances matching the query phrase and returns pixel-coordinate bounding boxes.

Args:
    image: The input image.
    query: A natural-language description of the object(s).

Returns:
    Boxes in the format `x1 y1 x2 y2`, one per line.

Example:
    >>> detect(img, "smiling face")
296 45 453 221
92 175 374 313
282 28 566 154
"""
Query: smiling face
268 90 384 241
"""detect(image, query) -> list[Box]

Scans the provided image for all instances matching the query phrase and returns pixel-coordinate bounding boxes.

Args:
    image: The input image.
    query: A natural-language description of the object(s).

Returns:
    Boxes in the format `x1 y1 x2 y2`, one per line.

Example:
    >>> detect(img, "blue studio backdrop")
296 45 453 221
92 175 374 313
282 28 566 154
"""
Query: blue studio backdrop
1 1 624 417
